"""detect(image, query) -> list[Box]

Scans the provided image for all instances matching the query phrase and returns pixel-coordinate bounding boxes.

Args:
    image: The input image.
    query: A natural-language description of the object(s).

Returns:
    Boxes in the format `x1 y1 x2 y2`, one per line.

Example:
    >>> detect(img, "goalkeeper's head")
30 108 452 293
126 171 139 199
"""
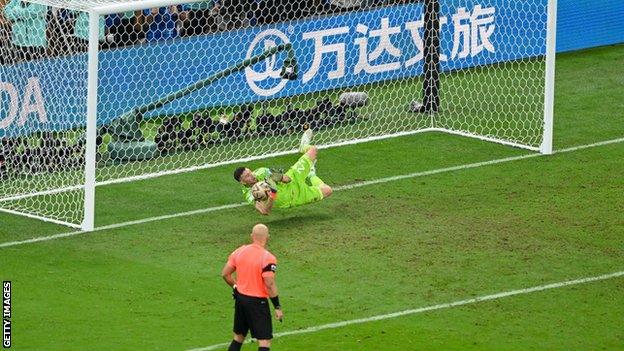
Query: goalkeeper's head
234 167 256 185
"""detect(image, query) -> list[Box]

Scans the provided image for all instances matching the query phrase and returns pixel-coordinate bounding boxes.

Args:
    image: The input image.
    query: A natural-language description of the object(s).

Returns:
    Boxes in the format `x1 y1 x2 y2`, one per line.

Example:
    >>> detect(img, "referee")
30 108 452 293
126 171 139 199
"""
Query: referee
222 223 283 351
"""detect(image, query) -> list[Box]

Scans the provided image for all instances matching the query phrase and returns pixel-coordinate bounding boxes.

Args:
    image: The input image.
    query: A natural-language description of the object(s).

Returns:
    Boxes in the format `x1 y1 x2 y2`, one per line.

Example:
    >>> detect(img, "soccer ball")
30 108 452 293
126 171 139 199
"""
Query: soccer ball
251 181 270 201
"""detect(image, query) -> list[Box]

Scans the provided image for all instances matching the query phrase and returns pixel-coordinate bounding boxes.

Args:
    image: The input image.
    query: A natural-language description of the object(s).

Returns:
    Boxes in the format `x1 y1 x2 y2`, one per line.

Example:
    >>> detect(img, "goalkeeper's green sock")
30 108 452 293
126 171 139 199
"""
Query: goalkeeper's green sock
309 174 325 187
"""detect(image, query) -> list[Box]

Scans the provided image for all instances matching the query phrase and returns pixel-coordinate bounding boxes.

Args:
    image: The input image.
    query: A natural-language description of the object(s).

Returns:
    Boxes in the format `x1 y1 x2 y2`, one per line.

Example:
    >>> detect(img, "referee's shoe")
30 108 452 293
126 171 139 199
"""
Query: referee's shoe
222 224 283 351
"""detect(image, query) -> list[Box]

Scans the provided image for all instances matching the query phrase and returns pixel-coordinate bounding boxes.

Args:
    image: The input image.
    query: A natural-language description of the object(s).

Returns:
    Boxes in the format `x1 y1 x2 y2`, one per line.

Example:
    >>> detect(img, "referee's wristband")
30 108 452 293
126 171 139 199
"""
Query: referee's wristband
270 296 281 309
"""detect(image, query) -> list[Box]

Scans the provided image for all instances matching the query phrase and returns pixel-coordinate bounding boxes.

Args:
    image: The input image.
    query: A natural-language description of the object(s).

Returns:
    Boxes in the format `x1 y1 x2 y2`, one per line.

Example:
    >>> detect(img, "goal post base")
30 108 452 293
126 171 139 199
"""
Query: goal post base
433 128 541 153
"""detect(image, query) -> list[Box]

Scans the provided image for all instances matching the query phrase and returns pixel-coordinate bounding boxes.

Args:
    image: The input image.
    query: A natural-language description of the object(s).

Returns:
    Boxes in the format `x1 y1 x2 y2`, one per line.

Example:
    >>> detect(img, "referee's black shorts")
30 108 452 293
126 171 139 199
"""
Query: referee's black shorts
233 293 273 340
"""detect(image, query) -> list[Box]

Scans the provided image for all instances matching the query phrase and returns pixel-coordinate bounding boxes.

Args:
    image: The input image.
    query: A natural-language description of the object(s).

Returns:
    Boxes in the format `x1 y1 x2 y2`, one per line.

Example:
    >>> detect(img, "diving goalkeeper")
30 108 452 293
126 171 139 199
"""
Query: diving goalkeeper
233 130 333 215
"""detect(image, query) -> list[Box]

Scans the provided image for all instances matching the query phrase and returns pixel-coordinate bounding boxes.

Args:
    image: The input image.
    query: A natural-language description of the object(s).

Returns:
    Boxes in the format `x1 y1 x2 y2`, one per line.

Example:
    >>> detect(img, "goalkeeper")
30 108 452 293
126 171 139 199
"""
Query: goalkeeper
233 130 333 215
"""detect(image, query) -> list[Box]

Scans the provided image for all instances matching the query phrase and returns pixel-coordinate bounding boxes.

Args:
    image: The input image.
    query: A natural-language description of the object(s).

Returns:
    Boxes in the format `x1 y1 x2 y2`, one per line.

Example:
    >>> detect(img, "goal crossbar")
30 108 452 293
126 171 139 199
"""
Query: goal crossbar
22 0 208 13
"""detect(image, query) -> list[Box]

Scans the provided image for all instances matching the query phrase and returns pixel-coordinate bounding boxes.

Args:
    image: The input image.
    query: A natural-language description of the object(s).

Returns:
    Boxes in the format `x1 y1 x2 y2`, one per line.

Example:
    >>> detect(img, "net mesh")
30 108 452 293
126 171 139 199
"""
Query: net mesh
0 0 549 227
0 3 88 226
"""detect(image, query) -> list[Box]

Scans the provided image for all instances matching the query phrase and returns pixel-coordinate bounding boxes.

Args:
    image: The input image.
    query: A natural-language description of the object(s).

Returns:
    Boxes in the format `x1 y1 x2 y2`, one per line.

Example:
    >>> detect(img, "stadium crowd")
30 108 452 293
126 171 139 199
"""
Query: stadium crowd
0 132 85 179
0 0 404 64
151 98 359 153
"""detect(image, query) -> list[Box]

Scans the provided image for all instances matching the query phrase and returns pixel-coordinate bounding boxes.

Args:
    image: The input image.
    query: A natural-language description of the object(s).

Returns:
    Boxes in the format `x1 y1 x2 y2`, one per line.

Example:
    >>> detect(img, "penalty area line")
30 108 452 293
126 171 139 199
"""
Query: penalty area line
187 270 624 351
1 136 623 249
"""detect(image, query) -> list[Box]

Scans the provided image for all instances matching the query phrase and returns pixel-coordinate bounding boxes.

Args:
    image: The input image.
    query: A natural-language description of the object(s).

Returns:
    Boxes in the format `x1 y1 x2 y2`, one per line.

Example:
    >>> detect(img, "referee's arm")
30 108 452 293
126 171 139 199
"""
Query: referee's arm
263 274 283 321
221 263 236 287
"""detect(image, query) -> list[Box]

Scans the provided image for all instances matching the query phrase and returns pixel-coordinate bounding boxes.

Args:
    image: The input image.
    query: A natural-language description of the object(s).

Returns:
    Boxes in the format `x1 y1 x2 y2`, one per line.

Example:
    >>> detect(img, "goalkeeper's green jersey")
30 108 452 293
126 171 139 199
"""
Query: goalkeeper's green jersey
242 155 323 209
241 168 291 207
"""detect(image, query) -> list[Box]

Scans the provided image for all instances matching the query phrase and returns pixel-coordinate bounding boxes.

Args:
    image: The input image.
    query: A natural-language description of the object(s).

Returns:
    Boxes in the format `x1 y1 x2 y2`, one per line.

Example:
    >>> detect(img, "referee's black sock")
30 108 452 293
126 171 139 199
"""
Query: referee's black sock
258 347 270 351
228 340 242 351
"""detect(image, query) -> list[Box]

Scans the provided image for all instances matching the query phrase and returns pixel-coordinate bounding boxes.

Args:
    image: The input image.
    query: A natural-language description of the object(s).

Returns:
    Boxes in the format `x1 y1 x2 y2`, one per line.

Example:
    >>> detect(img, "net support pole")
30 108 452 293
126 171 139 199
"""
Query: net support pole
136 44 297 115
540 0 557 154
422 0 441 115
83 11 100 232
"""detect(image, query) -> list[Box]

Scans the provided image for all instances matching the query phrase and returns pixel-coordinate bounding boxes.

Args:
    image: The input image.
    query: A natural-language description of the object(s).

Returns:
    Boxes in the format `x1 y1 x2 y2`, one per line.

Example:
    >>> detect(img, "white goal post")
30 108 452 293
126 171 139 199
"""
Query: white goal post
0 0 556 231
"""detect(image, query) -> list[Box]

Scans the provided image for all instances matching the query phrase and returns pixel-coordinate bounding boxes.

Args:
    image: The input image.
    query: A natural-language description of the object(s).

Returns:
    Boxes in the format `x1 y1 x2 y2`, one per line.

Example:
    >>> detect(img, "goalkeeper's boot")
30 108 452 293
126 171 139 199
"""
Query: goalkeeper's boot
299 129 314 154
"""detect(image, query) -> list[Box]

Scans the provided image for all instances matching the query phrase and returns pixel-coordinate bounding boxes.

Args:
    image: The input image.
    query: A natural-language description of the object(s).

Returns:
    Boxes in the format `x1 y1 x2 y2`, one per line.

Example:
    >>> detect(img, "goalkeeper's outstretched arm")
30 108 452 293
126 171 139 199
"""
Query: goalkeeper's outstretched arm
269 168 290 184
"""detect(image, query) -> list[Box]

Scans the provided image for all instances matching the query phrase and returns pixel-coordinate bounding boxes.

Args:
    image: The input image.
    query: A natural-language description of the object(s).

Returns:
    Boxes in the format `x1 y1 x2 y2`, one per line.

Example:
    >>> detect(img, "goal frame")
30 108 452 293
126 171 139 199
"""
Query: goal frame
1 0 557 231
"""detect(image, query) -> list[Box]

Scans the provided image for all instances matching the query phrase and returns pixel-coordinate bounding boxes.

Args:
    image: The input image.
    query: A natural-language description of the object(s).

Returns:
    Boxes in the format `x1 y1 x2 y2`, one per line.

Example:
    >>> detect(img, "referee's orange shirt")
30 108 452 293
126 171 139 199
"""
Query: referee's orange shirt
227 244 277 298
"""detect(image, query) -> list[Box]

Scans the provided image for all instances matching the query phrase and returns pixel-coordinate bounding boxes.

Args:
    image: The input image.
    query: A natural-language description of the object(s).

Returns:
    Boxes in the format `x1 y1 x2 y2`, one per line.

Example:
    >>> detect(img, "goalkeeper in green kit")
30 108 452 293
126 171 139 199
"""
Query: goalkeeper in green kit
233 130 333 215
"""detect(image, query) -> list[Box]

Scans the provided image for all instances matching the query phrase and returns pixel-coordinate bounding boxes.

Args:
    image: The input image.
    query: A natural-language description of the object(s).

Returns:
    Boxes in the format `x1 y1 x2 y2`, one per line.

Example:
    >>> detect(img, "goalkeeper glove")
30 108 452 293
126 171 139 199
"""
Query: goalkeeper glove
269 168 285 183
265 180 278 200
265 178 278 193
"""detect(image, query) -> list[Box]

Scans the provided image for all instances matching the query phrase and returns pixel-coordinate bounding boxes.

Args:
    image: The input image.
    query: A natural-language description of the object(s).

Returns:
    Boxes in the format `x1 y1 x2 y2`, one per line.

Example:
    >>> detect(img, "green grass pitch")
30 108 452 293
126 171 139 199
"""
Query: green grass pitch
0 44 623 350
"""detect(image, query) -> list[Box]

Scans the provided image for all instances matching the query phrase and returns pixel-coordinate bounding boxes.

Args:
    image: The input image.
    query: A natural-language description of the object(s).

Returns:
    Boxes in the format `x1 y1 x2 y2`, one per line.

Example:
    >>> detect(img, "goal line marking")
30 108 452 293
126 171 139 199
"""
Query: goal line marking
187 270 624 351
1 136 622 249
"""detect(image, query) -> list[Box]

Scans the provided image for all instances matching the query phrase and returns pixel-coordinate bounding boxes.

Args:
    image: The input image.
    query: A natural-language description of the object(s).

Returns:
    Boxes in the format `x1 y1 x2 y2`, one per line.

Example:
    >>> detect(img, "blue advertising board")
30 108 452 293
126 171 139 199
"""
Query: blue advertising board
557 0 624 53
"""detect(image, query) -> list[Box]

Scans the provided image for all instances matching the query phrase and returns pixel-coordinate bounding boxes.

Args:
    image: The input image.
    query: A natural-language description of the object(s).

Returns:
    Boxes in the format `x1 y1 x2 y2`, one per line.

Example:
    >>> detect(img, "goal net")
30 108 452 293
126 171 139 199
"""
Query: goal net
0 0 555 230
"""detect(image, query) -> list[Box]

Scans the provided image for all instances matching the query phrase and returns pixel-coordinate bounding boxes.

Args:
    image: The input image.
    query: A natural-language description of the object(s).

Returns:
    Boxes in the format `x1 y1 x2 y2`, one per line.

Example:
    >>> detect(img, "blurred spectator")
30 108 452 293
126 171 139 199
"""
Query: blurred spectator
143 6 185 42
155 116 183 152
219 0 251 30
46 8 76 56
0 139 7 179
0 0 13 64
256 104 285 136
183 1 221 36
188 112 217 147
105 10 145 48
255 0 317 25
324 0 362 13
73 10 106 52
3 0 47 62
0 156 6 179
220 104 253 139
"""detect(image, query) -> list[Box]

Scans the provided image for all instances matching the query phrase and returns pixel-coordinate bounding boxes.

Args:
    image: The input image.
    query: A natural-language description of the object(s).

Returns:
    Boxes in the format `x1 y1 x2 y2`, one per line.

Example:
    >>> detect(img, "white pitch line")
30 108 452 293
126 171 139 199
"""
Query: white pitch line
0 202 247 248
334 153 540 191
330 136 624 192
187 270 624 351
1 136 623 249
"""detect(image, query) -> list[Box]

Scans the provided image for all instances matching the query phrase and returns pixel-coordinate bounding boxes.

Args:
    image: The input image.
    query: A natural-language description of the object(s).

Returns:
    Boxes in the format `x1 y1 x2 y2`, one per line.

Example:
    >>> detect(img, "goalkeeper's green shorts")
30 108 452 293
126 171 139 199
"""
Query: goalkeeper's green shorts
278 154 323 208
